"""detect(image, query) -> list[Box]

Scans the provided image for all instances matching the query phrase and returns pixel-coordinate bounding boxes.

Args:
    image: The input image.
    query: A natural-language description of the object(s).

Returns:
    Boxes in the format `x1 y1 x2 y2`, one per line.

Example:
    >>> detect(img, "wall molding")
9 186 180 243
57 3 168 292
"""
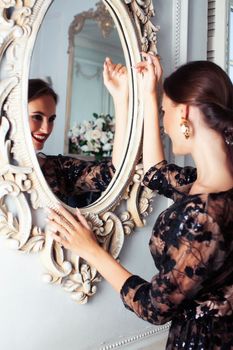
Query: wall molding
171 0 189 168
98 323 170 350
172 0 189 70
207 0 229 70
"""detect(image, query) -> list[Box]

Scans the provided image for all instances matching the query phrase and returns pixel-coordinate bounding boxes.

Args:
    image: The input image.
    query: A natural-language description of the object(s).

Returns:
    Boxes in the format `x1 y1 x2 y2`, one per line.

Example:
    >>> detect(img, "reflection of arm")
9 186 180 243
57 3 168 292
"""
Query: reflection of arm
37 153 68 201
62 156 115 193
39 154 115 197
103 58 129 169
111 96 128 169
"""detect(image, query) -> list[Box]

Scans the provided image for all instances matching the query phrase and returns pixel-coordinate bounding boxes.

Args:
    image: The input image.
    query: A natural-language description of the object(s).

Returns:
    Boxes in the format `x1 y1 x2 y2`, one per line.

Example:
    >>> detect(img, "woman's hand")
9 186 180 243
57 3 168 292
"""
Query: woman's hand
135 52 163 97
139 52 165 173
103 57 129 102
46 206 99 262
46 205 132 292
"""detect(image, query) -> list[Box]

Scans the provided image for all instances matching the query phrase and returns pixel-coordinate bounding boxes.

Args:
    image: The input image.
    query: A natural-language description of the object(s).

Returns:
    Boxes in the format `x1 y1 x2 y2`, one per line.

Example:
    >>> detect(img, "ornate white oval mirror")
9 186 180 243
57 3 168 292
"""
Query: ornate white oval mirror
0 0 158 303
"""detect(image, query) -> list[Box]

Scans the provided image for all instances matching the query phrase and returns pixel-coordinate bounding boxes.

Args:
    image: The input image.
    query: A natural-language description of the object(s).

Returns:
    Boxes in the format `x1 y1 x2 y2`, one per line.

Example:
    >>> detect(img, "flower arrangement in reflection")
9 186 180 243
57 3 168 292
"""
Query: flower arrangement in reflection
68 113 115 160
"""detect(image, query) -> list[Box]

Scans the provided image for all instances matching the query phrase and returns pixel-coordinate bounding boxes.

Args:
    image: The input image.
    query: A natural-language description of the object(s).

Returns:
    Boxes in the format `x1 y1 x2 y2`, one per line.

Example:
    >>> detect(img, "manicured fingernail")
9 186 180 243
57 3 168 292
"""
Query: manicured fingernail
147 56 152 64
76 208 81 214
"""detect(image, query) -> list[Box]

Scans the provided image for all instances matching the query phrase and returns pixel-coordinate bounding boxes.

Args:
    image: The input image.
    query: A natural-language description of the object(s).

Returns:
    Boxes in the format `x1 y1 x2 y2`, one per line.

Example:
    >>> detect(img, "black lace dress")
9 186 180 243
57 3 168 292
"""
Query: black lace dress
120 160 233 349
37 153 115 207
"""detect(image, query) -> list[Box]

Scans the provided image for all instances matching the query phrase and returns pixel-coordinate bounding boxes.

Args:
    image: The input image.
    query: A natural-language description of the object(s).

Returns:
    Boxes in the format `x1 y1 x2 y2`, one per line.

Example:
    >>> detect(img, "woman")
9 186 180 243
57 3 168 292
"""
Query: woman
29 57 128 206
46 54 233 349
28 78 58 151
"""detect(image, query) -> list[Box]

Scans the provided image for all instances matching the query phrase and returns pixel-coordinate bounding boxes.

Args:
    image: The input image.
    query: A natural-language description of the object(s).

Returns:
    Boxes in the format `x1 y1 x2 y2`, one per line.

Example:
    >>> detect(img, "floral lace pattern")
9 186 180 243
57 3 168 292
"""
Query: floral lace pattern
120 161 233 349
37 153 115 207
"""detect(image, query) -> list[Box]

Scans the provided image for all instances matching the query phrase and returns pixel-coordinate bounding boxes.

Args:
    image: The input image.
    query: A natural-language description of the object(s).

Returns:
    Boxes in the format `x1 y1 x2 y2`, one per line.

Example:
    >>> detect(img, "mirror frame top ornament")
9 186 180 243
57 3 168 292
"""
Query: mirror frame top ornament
0 0 158 304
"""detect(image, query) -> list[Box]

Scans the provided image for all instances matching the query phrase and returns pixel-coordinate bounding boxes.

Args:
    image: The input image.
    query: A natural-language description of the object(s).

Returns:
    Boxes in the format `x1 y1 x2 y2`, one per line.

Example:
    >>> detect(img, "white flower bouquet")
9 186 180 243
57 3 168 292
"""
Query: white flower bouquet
68 113 115 160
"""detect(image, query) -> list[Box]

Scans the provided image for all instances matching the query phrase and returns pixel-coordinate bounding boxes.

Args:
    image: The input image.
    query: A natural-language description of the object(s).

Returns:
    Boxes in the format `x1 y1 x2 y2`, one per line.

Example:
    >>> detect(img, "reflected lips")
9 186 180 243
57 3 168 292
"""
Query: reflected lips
32 133 48 144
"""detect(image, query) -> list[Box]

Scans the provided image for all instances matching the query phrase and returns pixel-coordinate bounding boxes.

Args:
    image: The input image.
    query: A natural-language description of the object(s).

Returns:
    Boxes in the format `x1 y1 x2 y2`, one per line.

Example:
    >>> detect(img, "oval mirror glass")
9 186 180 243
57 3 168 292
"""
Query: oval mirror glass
29 0 129 208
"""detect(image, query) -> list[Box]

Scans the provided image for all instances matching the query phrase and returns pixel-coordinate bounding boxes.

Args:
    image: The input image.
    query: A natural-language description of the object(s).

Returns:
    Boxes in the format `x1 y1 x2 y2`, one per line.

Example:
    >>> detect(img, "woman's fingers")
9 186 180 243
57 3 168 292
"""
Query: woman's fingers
105 57 115 74
151 56 163 80
135 61 148 69
57 205 82 229
103 61 111 82
141 52 163 78
47 220 72 240
105 53 162 79
104 57 127 77
76 208 90 230
105 56 113 66
46 206 81 232
49 231 70 250
103 57 115 82
46 219 71 249
45 207 98 257
141 51 157 59
120 66 127 74
46 206 92 236
141 52 161 67
137 52 163 82
113 63 124 74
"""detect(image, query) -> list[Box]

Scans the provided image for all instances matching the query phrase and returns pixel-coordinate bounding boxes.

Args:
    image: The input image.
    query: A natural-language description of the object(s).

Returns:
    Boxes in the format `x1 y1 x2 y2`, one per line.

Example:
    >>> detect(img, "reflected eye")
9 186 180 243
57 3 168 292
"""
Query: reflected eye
31 114 43 121
49 115 56 123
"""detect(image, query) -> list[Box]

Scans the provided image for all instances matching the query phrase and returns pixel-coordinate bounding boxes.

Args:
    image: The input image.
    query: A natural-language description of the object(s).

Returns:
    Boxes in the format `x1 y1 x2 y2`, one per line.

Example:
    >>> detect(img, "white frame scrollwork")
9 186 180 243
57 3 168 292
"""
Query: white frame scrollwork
0 0 158 304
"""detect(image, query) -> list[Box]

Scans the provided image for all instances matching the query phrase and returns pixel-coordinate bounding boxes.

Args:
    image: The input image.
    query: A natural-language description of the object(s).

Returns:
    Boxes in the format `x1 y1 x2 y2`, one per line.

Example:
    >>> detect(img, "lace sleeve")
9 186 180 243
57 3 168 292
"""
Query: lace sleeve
39 154 115 206
120 208 226 325
143 161 197 200
61 156 115 193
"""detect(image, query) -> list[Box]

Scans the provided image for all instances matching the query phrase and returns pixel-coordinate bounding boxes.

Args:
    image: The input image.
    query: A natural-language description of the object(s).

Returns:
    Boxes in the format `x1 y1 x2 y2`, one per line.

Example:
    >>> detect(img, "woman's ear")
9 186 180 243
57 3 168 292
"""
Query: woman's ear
180 104 189 120
179 105 192 139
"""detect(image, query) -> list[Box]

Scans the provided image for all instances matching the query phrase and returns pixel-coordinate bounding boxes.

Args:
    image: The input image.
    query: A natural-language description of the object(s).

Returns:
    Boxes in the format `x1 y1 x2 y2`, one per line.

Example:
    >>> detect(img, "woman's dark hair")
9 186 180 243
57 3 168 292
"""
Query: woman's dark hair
163 60 233 135
28 78 58 104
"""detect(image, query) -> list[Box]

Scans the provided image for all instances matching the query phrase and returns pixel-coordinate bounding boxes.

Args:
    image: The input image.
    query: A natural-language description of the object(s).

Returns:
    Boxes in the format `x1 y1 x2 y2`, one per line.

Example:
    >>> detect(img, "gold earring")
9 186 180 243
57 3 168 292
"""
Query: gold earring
180 118 190 139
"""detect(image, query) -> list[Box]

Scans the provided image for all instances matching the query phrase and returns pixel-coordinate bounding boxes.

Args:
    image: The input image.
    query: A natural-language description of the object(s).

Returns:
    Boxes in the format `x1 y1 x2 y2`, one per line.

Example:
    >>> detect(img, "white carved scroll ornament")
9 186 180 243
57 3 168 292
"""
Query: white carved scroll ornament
0 0 158 303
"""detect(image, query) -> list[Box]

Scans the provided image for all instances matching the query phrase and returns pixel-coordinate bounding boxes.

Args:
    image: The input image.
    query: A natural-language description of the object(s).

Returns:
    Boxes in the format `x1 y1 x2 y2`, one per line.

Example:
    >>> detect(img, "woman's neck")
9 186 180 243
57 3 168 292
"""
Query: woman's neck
190 133 233 194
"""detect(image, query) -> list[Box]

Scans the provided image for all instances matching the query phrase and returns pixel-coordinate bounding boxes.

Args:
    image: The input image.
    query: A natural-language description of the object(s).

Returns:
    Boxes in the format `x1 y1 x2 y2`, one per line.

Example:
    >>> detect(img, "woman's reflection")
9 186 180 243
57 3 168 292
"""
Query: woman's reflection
28 79 57 151
28 58 128 207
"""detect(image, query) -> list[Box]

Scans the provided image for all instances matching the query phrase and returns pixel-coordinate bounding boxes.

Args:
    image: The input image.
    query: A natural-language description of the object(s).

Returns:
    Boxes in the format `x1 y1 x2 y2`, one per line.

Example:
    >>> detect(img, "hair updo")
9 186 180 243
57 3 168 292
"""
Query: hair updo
28 78 58 104
163 60 233 142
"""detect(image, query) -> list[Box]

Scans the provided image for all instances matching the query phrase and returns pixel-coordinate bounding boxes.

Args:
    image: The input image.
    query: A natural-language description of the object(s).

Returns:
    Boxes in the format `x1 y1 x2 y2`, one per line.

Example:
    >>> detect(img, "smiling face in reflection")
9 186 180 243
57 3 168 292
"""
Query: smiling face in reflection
28 94 57 151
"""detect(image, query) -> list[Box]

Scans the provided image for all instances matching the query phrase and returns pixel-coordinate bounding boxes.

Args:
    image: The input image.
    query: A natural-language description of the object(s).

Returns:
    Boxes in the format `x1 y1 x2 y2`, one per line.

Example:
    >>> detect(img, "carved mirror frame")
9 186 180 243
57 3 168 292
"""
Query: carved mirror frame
0 0 158 303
